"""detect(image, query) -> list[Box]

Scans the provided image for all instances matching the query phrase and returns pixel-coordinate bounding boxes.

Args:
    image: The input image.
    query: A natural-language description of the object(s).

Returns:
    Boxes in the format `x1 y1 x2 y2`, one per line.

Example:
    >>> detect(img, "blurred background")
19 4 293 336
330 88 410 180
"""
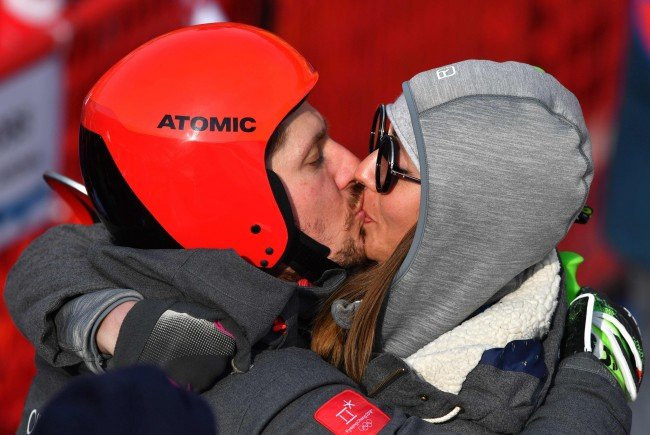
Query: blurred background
0 0 648 432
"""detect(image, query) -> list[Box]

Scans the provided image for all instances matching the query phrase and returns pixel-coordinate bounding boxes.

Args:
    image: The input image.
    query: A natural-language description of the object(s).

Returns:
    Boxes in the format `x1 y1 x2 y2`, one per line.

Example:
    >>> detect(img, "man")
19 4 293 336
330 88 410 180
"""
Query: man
6 23 367 433
6 23 634 434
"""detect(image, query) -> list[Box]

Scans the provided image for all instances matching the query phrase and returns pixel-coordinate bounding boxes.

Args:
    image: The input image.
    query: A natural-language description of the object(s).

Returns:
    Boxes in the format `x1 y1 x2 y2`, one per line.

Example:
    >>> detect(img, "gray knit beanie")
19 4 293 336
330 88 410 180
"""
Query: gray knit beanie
386 95 419 171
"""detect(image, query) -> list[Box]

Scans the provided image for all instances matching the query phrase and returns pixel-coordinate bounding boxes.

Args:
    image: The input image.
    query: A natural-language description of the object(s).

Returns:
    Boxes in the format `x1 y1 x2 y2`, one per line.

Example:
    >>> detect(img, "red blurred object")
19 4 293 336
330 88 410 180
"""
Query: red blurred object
270 0 628 286
0 7 54 80
43 172 98 225
636 0 650 53
0 234 39 435
218 0 264 25
60 0 192 181
272 316 288 334
271 0 627 158
0 1 192 431
297 278 312 287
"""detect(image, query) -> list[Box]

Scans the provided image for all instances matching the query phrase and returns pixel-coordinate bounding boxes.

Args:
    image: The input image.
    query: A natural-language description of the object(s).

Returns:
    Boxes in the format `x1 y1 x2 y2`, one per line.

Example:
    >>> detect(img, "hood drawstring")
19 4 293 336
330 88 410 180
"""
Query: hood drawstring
424 406 462 423
331 299 361 330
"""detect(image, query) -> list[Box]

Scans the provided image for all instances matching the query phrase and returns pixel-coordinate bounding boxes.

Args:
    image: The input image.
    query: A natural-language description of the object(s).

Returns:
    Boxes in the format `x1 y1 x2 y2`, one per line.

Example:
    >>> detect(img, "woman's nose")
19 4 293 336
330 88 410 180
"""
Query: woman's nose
354 151 378 192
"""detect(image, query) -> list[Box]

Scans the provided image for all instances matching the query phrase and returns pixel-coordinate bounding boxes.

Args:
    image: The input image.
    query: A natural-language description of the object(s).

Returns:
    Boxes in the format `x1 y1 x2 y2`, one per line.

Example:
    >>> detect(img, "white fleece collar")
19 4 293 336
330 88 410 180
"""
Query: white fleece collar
404 250 560 395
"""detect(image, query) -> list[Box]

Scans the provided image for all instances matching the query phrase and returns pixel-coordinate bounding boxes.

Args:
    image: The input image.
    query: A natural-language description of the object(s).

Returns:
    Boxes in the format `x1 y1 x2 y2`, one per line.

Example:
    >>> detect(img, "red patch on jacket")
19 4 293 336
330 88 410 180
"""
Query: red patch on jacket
314 390 390 434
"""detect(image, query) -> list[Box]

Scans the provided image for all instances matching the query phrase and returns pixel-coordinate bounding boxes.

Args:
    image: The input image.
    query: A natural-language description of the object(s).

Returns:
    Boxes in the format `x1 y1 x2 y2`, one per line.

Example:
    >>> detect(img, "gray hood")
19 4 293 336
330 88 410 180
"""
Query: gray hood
379 60 593 358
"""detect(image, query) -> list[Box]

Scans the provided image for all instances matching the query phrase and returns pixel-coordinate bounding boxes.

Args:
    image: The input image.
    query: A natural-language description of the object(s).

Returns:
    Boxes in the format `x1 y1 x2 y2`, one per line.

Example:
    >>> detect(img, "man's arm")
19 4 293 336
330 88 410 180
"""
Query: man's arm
4 224 230 370
4 224 120 366
96 300 137 355
27 276 244 390
5 223 302 369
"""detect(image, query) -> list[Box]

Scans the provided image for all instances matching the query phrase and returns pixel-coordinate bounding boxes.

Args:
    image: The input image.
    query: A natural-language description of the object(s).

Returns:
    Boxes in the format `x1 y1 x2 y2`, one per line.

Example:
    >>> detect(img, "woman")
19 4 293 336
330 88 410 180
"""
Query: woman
312 60 642 431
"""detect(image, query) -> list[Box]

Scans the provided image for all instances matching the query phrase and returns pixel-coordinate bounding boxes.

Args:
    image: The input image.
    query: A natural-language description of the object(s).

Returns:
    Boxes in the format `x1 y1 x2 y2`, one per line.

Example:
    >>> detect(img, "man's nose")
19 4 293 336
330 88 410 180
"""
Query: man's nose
354 151 377 192
330 141 361 190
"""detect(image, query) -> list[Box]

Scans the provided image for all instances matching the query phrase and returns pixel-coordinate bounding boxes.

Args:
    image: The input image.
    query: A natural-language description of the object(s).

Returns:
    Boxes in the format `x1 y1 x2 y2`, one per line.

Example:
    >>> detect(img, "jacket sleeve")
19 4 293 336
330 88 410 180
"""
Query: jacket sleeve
523 352 631 434
4 224 122 367
3 224 162 369
3 222 294 371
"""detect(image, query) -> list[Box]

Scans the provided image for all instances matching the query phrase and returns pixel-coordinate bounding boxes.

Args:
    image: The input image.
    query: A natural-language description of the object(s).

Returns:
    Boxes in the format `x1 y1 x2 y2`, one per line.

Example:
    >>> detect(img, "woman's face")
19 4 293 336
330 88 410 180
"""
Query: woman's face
355 133 421 262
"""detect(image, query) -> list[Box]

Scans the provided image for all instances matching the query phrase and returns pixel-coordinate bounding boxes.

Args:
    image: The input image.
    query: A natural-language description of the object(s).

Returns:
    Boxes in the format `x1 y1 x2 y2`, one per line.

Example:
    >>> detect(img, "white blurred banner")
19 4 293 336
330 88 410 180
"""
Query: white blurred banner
190 0 227 25
0 54 63 248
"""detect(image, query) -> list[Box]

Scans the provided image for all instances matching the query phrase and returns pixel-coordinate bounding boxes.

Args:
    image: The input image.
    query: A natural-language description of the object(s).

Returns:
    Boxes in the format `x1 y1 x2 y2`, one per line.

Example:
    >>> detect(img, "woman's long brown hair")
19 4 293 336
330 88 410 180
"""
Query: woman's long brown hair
311 225 416 382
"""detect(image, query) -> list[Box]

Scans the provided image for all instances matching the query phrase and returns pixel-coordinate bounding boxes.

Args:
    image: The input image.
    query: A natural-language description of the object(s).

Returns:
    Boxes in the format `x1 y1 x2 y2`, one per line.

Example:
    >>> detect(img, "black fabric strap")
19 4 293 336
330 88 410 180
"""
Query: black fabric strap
111 299 175 368
267 170 340 282
287 231 340 282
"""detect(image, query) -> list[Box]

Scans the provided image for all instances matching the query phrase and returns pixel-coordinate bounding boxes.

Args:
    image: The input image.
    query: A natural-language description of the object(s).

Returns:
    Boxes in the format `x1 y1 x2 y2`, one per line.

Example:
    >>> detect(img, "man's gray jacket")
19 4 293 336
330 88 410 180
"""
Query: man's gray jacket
4 224 631 433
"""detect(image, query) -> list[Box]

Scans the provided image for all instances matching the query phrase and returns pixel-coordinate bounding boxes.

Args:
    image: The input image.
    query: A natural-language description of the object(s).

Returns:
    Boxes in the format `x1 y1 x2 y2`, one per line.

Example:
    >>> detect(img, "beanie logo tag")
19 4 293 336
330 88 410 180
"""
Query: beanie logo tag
436 66 457 80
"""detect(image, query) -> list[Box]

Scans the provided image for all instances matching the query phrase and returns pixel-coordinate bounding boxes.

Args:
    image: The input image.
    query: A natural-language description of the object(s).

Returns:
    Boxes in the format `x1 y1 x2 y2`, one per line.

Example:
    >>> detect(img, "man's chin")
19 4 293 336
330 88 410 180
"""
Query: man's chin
330 238 367 269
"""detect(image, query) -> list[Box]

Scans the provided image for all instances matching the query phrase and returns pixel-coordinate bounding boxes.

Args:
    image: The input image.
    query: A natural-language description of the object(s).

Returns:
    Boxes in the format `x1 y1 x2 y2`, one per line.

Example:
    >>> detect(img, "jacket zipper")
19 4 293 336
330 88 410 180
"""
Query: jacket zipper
367 366 407 397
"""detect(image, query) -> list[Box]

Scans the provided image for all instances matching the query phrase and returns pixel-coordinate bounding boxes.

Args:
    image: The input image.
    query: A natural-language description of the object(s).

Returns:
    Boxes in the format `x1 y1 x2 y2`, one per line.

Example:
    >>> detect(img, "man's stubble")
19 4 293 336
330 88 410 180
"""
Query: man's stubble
332 182 367 268
277 183 368 281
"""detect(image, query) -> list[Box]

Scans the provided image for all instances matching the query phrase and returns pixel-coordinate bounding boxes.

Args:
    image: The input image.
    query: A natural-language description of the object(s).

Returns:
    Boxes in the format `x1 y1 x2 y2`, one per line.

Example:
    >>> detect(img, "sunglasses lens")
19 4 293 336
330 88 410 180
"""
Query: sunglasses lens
379 153 389 189
377 137 392 192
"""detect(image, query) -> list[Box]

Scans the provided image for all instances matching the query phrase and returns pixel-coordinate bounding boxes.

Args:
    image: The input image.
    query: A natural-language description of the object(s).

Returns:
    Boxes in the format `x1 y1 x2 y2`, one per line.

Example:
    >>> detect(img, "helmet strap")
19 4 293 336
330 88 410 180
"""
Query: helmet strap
267 170 341 282
285 230 341 282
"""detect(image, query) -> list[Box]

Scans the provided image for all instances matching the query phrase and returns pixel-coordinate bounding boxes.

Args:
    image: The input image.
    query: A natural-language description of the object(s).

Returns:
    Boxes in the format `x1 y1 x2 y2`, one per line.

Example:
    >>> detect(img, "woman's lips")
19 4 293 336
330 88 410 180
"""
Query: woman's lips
362 208 374 224
359 191 374 224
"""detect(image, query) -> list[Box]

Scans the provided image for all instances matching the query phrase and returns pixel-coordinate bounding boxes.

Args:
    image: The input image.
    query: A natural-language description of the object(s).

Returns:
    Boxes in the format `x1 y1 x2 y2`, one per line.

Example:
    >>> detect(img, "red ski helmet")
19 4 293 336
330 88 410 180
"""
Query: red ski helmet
79 23 336 280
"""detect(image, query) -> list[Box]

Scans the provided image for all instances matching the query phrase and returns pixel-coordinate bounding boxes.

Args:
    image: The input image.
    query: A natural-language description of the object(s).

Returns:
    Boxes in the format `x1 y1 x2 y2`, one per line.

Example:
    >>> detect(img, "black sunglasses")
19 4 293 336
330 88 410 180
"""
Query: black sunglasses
369 104 421 193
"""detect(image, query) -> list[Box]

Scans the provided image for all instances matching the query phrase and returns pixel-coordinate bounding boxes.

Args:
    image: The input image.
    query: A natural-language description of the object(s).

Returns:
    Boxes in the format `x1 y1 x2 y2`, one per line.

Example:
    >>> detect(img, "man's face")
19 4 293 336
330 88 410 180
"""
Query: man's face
268 102 366 268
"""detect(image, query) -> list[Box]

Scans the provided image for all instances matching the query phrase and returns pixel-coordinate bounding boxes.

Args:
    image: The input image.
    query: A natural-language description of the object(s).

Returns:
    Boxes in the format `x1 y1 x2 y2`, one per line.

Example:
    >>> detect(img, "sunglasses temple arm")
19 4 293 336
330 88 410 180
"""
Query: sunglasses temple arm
392 170 421 184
